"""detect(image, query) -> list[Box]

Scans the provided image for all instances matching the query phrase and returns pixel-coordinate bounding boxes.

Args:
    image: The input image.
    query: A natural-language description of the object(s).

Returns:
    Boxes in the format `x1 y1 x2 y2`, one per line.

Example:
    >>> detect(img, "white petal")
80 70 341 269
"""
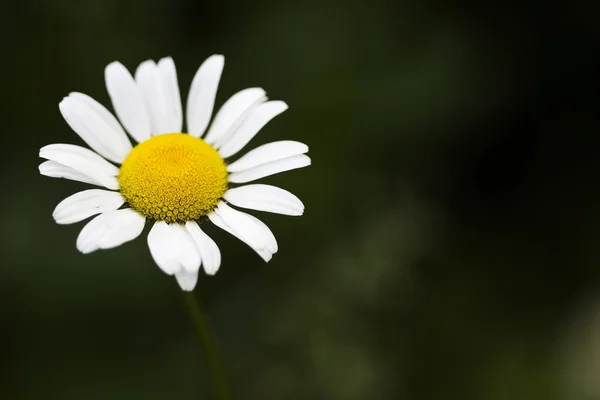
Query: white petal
209 210 276 261
228 154 311 184
186 55 224 137
217 101 288 158
147 221 181 275
206 212 235 237
147 222 201 277
209 202 275 262
135 60 165 135
39 160 103 187
170 223 201 273
76 209 145 254
135 57 183 135
210 202 262 249
39 144 120 190
174 269 199 291
59 92 132 163
105 61 151 143
40 144 119 175
157 57 183 133
245 213 278 254
204 88 266 146
68 93 126 145
224 184 304 216
186 221 222 275
226 141 308 173
53 189 125 224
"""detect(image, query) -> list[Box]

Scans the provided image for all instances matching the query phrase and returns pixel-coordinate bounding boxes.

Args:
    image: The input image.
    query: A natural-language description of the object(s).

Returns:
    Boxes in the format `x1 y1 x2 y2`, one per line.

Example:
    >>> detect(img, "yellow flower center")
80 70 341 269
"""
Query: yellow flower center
118 133 228 222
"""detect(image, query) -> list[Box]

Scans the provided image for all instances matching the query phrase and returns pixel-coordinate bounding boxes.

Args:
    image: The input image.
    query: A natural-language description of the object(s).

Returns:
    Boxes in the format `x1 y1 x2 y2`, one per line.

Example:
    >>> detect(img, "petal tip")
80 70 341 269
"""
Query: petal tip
105 60 124 71
158 56 174 65
275 100 289 111
209 54 225 64
76 243 95 254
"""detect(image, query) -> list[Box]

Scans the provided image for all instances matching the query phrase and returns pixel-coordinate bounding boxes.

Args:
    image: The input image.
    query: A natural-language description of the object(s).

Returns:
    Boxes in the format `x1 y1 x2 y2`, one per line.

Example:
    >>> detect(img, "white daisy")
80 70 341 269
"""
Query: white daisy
39 55 310 291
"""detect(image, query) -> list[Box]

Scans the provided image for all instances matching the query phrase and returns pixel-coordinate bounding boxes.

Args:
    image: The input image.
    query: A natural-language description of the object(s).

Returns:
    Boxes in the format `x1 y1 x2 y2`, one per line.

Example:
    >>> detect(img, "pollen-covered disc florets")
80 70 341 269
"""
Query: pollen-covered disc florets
119 133 228 222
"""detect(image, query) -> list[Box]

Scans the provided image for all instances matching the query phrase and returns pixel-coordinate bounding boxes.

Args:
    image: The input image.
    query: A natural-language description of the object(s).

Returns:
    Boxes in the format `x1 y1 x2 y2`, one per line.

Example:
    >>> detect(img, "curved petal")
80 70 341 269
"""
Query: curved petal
53 189 125 224
147 221 181 275
147 222 201 277
135 57 182 134
208 202 277 262
39 160 103 187
217 101 288 158
186 221 222 275
226 141 308 173
245 213 278 255
209 203 262 250
186 55 224 137
224 184 304 216
204 88 266 146
228 154 311 184
76 209 145 254
170 223 201 273
105 61 151 143
67 93 126 144
59 92 132 163
39 144 120 190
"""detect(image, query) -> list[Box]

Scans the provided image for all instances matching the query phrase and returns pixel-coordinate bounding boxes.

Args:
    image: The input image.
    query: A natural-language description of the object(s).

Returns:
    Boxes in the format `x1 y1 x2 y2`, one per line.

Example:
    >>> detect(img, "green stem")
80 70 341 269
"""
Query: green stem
183 291 234 400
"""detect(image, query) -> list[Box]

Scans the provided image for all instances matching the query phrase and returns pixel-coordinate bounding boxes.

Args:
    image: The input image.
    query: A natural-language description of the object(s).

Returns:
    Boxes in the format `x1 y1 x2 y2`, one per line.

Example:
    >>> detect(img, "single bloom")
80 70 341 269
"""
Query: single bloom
39 55 310 291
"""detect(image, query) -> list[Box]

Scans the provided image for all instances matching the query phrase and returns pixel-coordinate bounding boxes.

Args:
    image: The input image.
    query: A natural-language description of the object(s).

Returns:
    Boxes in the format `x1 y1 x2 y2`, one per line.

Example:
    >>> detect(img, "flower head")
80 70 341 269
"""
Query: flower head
39 56 310 291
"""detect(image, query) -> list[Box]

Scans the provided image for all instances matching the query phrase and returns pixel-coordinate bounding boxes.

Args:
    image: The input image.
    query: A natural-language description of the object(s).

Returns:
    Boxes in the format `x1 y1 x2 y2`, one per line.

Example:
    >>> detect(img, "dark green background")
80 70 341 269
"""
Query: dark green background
2 0 600 398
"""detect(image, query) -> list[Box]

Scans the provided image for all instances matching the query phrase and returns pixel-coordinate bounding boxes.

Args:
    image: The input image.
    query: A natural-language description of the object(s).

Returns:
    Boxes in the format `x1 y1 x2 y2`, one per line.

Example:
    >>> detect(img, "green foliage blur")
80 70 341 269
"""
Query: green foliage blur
2 0 600 398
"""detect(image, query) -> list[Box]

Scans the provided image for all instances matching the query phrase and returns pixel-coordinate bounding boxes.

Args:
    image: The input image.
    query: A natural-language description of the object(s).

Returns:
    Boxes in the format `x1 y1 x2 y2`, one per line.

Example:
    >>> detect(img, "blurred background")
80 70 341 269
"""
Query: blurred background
2 0 600 398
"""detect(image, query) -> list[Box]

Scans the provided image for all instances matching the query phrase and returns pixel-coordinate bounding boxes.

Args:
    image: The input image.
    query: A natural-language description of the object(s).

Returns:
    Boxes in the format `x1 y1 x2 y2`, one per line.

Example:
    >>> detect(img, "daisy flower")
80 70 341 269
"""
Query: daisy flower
39 55 310 291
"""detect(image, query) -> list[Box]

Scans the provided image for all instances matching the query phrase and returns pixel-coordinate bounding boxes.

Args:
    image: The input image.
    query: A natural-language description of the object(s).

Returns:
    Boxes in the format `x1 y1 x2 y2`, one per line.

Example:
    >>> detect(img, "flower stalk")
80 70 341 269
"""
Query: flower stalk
184 291 234 400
